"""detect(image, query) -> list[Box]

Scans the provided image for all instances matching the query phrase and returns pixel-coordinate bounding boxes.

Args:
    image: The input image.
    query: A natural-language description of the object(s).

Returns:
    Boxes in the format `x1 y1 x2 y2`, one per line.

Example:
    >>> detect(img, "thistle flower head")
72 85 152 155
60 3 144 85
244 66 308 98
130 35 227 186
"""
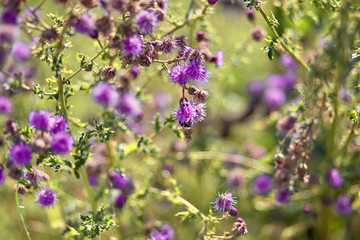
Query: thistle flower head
11 41 31 60
123 35 143 57
212 191 237 212
170 64 189 85
252 175 273 194
51 132 74 154
34 187 58 207
173 100 206 127
334 194 352 216
10 142 32 166
185 60 207 83
326 168 343 187
29 110 52 131
49 115 68 134
92 82 119 107
136 10 158 35
275 188 291 204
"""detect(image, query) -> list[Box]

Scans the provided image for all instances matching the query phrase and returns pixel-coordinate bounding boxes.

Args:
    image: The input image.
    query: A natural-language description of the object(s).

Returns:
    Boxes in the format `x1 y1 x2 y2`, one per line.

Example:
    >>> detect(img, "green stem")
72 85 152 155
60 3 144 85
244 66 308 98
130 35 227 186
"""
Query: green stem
15 182 32 240
257 7 310 71
105 141 116 169
57 75 67 115
79 167 97 213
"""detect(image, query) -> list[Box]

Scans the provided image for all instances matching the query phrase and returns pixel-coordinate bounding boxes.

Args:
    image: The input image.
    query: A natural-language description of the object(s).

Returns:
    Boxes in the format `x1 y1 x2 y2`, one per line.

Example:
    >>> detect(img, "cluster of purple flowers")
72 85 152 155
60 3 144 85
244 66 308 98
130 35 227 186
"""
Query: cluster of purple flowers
170 59 208 85
108 170 134 209
148 223 174 240
172 99 206 127
247 53 297 111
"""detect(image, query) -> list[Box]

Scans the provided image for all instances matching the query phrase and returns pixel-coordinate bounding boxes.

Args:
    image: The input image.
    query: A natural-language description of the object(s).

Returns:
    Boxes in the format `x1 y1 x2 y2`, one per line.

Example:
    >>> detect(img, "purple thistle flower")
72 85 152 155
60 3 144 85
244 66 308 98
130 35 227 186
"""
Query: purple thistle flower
185 60 207 83
334 194 352 216
275 189 291 204
123 35 143 57
264 88 286 110
130 64 141 78
170 65 189 85
108 170 132 189
280 54 297 70
159 36 175 53
0 166 5 184
149 231 166 240
73 13 95 35
24 168 47 186
10 142 32 166
51 132 74 154
88 174 98 186
115 92 143 118
212 191 237 212
1 8 17 25
173 100 206 127
212 50 224 68
0 96 12 114
326 168 343 187
247 80 264 100
49 115 68 134
158 224 174 240
29 110 52 130
136 10 158 35
92 82 119 107
252 175 272 194
11 41 31 60
35 187 58 207
114 194 127 209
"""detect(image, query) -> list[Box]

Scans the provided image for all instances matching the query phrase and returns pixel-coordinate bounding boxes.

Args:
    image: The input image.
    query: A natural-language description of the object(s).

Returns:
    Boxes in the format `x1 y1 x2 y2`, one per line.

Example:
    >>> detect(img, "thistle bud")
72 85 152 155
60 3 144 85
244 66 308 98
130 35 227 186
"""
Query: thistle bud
101 66 117 79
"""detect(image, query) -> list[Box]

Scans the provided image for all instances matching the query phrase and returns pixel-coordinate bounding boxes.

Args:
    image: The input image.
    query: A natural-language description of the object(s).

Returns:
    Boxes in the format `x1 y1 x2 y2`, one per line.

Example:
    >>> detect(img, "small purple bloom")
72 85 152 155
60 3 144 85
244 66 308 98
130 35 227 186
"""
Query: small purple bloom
50 115 68 134
245 9 255 21
264 88 286 110
73 13 95 35
252 175 272 194
159 36 175 53
149 231 166 240
136 10 158 34
35 187 57 207
29 110 52 130
280 54 297 70
334 195 352 216
88 175 98 186
158 224 174 240
123 35 143 57
326 168 343 187
10 142 32 166
1 9 18 25
115 92 143 118
229 207 238 216
170 65 189 85
51 132 74 154
153 91 170 109
303 204 312 214
0 96 12 114
185 60 207 83
213 50 223 68
24 168 47 186
130 65 141 78
212 191 237 212
92 82 119 107
0 24 19 42
108 170 132 189
114 194 127 209
11 41 31 60
207 0 218 5
275 189 291 204
251 26 266 42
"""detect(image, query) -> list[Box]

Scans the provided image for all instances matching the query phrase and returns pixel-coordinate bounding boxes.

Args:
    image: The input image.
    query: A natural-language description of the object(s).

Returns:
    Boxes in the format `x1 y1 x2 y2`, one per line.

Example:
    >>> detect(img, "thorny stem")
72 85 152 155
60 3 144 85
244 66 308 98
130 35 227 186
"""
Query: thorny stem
339 120 359 156
257 7 310 71
15 182 32 240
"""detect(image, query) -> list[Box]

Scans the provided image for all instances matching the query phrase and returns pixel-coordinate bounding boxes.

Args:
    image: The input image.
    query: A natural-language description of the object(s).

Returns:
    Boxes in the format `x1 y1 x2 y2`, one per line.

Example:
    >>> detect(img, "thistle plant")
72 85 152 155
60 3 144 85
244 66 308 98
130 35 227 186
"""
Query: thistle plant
0 0 359 239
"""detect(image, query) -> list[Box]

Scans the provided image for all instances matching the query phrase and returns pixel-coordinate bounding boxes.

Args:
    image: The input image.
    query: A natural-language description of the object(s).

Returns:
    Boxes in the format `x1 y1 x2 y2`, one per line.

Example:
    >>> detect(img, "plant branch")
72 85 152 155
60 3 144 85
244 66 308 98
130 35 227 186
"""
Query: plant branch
15 182 32 240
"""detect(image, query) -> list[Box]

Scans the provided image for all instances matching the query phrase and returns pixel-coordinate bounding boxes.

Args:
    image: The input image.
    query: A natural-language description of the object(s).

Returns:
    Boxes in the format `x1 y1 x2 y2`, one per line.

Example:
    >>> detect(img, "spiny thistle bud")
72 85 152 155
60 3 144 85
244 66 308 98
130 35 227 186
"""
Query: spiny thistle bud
196 30 205 41
17 183 28 195
233 218 248 236
41 28 58 41
229 207 239 216
196 89 209 102
101 66 117 79
251 26 266 42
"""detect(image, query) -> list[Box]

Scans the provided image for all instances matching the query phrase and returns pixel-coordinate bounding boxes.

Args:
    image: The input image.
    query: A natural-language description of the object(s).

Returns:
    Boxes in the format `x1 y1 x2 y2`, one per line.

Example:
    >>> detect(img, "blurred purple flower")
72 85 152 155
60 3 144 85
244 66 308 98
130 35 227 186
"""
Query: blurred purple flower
275 189 291 204
153 91 170 109
92 82 119 107
252 175 272 194
0 24 19 42
123 35 143 57
212 50 224 68
136 10 158 34
326 168 343 187
51 132 74 154
334 194 352 216
115 92 143 118
29 110 52 130
0 166 5 184
50 115 68 134
1 8 17 25
247 80 264 100
35 187 57 207
264 88 286 110
73 13 95 35
280 54 297 70
0 96 12 114
10 142 32 166
11 41 31 60
114 194 127 209
227 168 245 189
